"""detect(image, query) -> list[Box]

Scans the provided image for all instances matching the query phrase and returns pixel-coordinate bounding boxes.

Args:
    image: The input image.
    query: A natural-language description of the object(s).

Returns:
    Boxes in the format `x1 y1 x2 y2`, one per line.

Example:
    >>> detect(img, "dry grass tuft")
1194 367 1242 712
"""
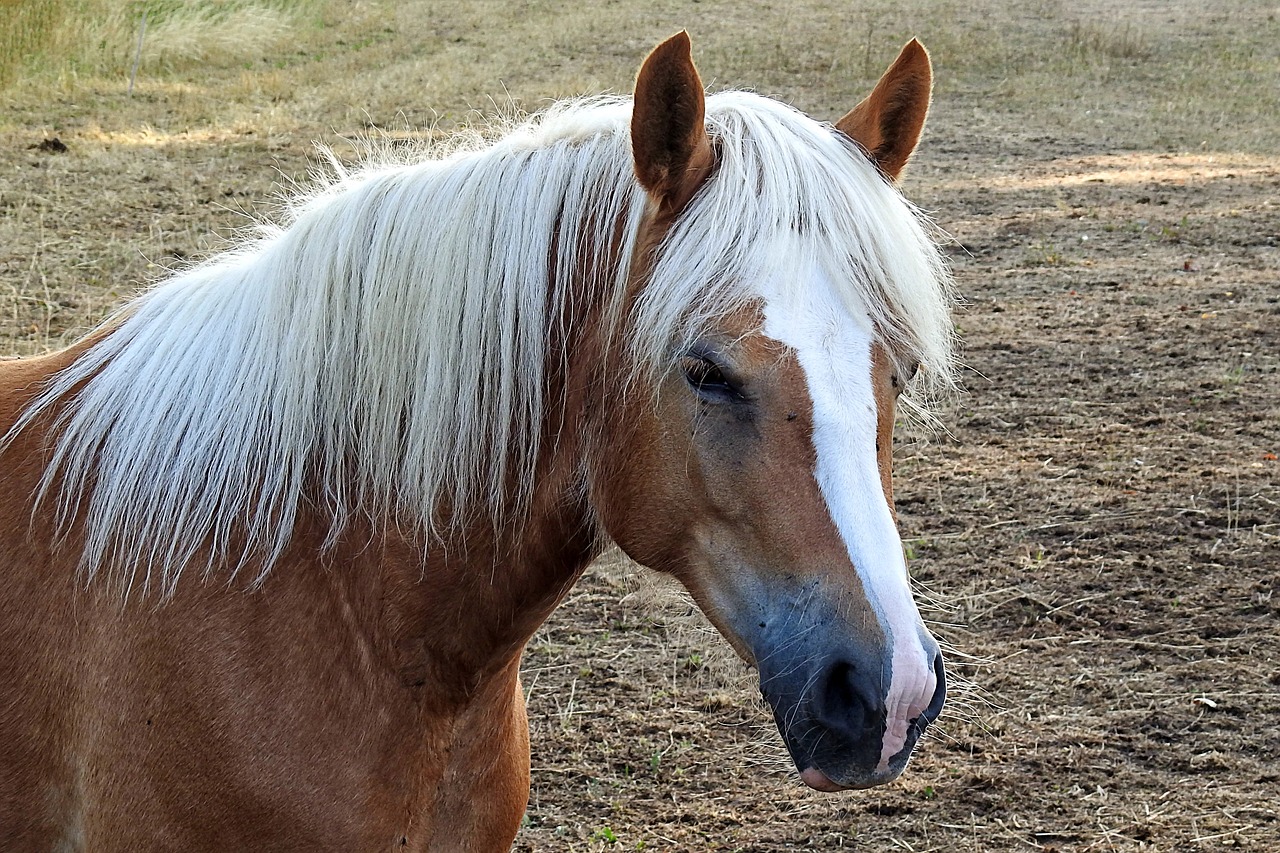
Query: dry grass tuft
1065 19 1152 62
135 6 297 68
0 0 328 87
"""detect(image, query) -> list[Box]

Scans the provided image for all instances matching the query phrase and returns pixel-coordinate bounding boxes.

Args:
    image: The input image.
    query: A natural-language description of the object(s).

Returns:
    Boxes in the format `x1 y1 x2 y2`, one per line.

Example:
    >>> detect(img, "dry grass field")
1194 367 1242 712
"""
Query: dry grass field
2 0 1278 850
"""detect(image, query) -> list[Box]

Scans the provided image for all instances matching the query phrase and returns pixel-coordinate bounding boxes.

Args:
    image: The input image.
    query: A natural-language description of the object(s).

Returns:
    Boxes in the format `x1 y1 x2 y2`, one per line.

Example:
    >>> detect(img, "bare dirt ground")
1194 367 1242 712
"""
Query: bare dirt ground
2 1 1277 850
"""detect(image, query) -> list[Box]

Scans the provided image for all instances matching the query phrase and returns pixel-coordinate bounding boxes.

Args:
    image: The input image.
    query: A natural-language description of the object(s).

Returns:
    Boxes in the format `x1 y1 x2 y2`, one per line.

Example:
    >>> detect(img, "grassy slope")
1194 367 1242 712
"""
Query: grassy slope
4 0 1277 144
3 0 1275 355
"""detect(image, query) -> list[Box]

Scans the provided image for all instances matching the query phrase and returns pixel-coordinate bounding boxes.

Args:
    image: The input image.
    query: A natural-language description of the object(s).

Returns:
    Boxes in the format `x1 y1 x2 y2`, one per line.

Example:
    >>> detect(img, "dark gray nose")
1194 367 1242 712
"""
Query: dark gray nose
759 644 946 787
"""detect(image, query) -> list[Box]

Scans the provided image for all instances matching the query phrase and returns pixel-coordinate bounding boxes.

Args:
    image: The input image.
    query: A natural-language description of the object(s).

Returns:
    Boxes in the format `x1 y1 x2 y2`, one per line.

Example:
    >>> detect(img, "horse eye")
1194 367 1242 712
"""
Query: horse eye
680 354 739 401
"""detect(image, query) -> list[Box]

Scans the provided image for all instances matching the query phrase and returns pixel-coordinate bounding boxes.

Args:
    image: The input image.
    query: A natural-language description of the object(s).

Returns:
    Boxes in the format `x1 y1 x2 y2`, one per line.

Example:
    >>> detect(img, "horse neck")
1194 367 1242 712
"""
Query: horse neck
361 232 624 698
6 143 638 694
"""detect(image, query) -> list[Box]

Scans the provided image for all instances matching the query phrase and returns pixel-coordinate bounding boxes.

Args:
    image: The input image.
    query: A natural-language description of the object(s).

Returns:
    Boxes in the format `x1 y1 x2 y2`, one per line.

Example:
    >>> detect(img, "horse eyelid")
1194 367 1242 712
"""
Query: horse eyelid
680 352 748 402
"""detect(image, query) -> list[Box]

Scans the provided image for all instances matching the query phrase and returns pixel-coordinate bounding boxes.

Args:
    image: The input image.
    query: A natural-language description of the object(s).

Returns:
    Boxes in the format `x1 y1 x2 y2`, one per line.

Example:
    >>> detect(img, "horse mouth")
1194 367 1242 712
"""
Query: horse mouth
781 722 921 791
797 765 913 792
765 653 947 791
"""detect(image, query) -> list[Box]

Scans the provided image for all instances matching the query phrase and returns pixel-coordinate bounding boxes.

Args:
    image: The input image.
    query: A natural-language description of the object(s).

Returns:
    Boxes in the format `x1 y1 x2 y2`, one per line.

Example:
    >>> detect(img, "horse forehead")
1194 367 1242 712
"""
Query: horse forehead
709 302 790 367
756 266 878 379
703 272 881 402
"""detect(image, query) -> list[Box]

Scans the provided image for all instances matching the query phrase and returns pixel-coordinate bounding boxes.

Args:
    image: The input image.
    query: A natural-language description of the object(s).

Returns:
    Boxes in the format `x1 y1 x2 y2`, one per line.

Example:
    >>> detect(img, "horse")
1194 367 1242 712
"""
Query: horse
0 32 955 852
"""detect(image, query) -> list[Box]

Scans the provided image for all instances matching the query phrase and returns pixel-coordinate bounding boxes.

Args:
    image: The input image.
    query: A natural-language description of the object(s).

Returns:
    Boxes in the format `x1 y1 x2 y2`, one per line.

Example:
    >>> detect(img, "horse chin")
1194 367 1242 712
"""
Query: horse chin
770 696 927 792
797 759 908 792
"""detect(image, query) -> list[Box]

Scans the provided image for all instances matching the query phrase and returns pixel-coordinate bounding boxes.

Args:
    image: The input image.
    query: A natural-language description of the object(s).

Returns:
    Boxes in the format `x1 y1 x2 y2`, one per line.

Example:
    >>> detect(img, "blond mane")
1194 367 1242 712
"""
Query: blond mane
6 91 955 595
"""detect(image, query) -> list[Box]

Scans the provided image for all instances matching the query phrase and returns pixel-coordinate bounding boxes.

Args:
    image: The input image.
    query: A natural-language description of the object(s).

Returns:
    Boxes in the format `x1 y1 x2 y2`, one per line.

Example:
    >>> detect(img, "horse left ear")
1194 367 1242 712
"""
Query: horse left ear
836 39 932 181
631 31 715 214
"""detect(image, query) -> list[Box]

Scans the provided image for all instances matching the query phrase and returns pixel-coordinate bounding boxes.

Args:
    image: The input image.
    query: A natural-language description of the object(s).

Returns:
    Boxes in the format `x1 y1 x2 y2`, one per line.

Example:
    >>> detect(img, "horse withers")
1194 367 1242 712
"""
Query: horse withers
0 32 955 851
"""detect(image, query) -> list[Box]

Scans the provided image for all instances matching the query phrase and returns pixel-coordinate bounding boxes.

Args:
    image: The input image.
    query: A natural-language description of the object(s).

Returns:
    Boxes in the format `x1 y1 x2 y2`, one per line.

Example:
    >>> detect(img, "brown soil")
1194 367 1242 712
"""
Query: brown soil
2 3 1277 850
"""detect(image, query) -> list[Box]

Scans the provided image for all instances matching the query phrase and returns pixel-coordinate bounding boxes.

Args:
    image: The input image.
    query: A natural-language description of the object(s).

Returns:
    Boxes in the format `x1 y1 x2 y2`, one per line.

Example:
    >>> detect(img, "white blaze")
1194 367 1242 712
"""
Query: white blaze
760 264 937 771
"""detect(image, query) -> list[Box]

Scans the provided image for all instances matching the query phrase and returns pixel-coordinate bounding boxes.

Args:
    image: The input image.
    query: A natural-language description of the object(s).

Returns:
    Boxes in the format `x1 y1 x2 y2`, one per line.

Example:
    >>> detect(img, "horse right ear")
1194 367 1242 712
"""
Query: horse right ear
631 31 715 215
835 39 932 181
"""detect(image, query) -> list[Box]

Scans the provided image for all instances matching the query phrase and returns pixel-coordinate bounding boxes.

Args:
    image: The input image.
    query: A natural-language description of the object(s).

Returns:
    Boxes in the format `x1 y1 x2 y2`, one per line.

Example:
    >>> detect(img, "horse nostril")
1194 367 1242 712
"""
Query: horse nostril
818 660 882 738
822 661 856 715
919 652 947 727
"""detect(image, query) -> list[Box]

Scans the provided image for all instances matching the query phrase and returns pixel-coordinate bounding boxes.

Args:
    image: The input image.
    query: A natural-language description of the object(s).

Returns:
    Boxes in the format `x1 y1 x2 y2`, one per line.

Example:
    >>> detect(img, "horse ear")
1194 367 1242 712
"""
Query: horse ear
835 39 932 181
631 31 714 214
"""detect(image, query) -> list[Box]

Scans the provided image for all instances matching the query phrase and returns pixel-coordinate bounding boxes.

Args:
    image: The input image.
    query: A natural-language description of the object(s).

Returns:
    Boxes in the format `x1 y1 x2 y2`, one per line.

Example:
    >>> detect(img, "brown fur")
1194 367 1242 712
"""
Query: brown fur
0 342 597 851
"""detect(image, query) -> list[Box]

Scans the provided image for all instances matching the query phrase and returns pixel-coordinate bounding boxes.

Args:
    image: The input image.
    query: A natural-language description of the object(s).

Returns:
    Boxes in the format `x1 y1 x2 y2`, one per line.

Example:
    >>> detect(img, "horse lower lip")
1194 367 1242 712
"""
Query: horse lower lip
799 767 846 792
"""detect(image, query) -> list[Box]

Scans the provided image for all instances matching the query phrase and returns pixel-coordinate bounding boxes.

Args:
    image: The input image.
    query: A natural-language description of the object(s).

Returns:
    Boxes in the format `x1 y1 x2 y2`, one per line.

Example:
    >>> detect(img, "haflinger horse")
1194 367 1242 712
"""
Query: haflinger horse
0 32 955 852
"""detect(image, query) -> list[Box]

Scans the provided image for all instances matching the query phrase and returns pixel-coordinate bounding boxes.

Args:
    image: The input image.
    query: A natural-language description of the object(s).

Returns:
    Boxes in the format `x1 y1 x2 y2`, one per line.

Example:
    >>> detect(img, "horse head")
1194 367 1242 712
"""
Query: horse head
590 32 949 792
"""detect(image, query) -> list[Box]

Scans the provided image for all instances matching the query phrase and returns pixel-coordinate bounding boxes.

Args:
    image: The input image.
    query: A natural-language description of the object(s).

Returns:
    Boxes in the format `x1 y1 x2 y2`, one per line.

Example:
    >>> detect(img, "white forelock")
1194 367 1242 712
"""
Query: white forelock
7 91 955 595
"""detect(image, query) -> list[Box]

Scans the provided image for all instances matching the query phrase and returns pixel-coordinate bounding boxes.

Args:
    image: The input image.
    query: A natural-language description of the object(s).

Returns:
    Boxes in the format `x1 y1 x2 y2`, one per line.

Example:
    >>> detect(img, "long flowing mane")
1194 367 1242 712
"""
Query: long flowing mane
6 91 955 596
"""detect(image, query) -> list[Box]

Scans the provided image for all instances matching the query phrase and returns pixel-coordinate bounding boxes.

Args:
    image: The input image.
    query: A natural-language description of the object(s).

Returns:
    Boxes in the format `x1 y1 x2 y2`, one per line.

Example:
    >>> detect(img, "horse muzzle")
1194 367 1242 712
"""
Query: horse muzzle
758 639 946 791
